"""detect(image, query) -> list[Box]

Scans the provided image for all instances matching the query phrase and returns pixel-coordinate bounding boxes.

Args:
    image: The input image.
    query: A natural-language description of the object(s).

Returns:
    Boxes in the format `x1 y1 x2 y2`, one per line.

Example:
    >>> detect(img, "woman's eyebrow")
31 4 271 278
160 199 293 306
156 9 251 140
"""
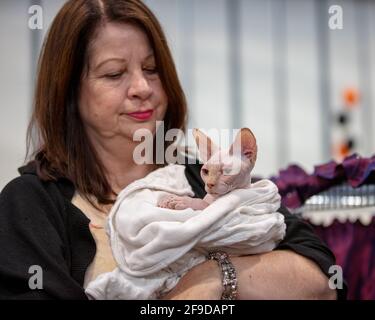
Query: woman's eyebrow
94 53 155 70
94 58 127 71
144 53 155 61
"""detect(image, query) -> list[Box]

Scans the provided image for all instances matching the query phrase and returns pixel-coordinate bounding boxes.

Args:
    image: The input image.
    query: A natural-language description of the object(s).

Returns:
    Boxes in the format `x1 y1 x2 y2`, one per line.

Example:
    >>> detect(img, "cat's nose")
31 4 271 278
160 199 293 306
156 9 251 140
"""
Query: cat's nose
207 183 215 189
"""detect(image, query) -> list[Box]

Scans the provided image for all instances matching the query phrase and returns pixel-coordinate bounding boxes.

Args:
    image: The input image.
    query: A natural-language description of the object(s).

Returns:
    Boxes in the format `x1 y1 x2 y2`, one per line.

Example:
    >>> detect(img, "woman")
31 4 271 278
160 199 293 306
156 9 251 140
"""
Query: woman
0 0 344 299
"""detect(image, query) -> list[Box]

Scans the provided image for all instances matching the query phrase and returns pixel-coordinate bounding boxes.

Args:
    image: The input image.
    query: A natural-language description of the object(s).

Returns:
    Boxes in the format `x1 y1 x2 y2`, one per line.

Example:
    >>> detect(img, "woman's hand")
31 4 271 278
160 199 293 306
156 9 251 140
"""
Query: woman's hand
161 260 222 300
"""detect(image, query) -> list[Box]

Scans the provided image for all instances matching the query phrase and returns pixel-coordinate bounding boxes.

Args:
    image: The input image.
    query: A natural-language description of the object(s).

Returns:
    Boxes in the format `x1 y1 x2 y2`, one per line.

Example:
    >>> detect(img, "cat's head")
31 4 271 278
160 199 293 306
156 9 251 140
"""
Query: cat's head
193 128 257 195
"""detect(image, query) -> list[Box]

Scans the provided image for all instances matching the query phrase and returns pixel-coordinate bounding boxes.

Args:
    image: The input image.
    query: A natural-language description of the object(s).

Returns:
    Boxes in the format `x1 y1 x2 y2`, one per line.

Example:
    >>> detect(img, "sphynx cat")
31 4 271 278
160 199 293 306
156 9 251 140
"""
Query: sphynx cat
157 128 258 210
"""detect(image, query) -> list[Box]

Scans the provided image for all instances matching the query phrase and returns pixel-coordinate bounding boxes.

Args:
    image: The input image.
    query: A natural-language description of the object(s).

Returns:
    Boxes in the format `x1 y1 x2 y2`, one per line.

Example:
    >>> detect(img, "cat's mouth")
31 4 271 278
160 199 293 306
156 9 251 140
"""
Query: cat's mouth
205 187 224 195
205 186 217 194
206 183 231 195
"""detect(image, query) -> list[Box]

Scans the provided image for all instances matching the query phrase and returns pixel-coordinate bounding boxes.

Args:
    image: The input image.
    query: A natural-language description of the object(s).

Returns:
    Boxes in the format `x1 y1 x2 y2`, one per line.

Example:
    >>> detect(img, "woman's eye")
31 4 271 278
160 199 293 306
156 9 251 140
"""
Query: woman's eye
201 168 209 175
143 67 157 74
105 73 122 79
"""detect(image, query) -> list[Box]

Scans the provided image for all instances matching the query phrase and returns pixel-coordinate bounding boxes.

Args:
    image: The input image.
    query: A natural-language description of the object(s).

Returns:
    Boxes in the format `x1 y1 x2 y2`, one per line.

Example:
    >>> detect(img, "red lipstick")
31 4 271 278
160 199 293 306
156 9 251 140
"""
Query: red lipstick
126 109 154 121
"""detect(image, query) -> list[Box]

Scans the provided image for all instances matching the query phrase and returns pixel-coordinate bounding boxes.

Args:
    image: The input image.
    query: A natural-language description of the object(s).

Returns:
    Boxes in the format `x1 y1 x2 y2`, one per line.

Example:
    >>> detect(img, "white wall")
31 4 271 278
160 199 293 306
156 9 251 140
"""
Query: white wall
0 0 31 190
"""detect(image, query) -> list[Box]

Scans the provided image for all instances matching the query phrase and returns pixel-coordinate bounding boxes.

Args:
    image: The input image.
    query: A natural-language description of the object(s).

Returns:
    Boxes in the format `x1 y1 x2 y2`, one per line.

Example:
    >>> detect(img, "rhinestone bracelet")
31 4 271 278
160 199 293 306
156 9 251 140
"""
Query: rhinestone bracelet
207 251 238 300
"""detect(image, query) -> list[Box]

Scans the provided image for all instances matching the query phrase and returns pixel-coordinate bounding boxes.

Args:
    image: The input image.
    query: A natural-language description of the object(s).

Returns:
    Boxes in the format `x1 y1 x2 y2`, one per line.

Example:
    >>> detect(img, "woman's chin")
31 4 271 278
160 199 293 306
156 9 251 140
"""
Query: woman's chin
120 118 158 136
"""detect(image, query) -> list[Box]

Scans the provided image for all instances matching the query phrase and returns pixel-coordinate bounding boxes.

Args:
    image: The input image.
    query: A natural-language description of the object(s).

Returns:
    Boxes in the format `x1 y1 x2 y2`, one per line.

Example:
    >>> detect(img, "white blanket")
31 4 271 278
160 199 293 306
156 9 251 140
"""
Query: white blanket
85 164 286 300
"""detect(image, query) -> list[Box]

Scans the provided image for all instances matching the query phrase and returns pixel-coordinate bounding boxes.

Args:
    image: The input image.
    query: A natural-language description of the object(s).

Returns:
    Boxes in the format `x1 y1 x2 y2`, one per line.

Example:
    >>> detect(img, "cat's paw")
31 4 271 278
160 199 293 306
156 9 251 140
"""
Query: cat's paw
157 195 190 210
172 197 191 210
157 195 175 208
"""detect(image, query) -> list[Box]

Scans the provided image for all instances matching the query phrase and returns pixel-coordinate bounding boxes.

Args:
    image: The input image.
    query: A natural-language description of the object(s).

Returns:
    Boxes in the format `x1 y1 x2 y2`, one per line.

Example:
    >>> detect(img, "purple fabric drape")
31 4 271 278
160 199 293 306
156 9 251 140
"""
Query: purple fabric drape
269 154 375 300
270 154 375 209
311 217 375 300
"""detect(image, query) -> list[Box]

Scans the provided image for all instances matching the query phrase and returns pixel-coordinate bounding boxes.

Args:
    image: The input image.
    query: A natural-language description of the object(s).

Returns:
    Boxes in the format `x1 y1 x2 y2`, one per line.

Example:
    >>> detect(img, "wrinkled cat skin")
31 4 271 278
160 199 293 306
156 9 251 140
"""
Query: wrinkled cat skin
157 128 258 210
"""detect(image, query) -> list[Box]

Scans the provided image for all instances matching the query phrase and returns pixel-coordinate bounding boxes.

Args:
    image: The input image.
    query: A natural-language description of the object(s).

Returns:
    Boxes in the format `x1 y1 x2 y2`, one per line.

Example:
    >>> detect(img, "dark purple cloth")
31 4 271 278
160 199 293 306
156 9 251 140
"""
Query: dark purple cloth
310 217 375 300
271 154 375 209
269 153 375 300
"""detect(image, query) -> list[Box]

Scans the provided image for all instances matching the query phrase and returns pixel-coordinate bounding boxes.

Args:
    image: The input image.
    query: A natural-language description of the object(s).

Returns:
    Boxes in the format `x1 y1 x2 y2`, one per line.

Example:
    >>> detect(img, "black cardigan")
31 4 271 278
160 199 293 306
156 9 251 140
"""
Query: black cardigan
0 162 346 299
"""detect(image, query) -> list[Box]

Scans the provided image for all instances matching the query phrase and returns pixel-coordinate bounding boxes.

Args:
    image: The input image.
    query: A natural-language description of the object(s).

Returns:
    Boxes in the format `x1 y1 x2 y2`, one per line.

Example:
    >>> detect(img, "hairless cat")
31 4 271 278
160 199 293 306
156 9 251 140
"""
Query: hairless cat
157 128 257 210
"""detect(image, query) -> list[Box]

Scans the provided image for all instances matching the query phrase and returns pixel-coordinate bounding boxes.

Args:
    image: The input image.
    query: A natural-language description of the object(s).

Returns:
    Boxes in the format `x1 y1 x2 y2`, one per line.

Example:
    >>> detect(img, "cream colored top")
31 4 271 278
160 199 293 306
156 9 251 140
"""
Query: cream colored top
71 192 118 289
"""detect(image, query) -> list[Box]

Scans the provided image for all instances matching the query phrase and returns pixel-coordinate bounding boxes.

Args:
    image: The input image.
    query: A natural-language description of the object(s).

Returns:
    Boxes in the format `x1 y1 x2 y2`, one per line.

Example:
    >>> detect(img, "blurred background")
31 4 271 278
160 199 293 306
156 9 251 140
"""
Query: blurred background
0 0 374 189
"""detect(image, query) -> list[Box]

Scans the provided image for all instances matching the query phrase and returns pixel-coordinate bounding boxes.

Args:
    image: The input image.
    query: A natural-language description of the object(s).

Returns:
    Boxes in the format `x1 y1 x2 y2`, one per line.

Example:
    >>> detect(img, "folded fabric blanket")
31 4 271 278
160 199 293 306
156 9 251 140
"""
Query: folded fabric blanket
85 164 286 300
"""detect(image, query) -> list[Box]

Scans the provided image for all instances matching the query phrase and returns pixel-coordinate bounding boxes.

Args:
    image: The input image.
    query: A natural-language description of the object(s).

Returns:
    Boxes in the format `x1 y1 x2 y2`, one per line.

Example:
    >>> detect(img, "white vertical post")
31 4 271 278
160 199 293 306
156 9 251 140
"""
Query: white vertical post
271 0 289 169
315 0 332 161
227 0 242 130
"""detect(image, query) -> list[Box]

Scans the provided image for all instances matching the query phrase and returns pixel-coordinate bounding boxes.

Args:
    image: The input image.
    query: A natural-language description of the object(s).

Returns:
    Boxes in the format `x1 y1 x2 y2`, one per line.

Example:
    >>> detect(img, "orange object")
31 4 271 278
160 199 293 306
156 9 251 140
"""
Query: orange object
339 143 350 157
333 143 350 162
334 143 350 161
343 87 360 108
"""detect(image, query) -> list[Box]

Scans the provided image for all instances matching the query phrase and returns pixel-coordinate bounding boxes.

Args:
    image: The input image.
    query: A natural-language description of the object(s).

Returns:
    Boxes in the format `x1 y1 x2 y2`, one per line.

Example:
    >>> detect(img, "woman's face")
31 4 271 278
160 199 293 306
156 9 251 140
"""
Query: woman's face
79 22 168 145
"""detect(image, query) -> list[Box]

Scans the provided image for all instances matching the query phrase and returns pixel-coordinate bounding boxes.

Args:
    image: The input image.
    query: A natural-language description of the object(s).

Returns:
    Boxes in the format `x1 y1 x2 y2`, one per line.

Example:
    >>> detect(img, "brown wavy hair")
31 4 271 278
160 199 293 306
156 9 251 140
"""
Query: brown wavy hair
27 0 187 205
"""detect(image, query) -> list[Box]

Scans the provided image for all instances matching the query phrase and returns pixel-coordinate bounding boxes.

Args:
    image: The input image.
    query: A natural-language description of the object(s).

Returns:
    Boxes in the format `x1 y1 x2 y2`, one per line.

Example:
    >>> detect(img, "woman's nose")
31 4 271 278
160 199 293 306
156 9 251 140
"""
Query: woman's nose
128 72 152 100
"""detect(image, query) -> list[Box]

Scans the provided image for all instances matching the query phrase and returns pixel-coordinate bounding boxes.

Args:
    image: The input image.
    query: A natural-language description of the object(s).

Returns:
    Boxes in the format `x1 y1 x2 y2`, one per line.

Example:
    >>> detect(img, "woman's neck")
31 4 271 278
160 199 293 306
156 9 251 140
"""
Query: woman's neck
90 135 158 194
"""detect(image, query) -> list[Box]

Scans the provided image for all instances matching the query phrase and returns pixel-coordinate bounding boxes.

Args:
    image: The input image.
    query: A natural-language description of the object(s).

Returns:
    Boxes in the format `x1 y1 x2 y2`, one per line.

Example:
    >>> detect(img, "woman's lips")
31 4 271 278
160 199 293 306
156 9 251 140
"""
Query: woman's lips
125 109 154 121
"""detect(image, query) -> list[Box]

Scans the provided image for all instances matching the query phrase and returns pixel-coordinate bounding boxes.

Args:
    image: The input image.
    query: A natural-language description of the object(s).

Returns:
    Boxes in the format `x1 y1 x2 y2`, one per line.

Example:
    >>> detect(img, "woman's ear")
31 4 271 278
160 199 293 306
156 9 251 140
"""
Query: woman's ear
192 128 219 163
229 128 257 163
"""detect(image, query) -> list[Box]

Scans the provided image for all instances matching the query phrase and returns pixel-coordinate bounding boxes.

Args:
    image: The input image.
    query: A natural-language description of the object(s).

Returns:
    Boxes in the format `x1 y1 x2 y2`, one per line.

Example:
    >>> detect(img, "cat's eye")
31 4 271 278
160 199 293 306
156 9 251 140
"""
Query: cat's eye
201 168 209 175
222 167 232 175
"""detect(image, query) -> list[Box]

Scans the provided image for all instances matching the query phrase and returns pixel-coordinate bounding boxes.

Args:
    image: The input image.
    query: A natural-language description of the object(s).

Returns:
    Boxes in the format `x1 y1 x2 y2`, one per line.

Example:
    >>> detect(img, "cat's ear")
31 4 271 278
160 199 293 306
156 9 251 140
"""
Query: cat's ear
193 128 219 163
229 128 257 163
